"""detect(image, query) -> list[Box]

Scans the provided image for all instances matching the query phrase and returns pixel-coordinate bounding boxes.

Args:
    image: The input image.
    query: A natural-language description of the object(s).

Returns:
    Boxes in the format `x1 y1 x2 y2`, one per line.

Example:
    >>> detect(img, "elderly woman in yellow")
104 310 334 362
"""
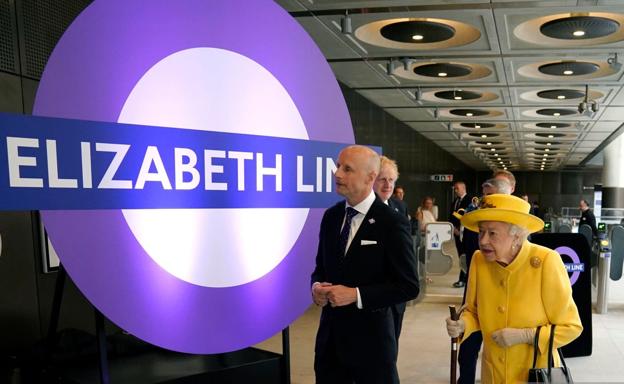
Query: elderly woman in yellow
445 194 582 383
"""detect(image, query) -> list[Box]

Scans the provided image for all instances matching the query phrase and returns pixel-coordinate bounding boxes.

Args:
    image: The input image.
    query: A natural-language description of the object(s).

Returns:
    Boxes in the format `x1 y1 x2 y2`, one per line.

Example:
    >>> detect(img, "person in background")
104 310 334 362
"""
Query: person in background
532 201 541 219
450 181 470 288
579 199 598 237
392 184 410 221
521 194 529 202
312 145 419 383
493 169 516 194
416 196 437 233
456 177 512 384
373 155 412 344
446 194 582 383
373 157 408 218
393 185 405 201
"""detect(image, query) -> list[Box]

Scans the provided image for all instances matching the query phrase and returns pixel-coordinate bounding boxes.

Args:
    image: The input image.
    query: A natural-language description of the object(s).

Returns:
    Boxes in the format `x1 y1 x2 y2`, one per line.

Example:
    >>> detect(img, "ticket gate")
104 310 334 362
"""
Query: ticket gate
610 225 624 281
424 222 455 276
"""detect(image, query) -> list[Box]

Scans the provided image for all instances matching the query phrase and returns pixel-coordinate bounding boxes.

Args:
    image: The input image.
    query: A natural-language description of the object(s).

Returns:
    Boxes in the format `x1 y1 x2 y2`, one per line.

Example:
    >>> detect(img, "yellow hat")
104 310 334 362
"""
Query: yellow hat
460 194 544 233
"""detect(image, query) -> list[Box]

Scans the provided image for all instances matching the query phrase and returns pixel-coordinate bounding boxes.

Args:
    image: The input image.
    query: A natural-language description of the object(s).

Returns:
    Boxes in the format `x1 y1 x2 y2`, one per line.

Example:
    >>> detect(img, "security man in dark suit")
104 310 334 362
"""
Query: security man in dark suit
450 181 470 288
311 145 419 384
579 199 598 237
373 156 410 346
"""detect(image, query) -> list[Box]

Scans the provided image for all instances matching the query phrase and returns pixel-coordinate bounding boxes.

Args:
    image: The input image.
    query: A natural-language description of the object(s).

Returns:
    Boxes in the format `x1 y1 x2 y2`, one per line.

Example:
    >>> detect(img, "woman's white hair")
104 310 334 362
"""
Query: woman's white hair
508 223 530 243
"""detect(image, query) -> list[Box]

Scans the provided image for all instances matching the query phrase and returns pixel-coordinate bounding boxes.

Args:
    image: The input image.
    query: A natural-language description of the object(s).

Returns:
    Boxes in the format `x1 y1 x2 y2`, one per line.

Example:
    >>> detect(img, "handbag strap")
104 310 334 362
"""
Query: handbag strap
531 325 542 369
547 324 556 379
534 324 569 379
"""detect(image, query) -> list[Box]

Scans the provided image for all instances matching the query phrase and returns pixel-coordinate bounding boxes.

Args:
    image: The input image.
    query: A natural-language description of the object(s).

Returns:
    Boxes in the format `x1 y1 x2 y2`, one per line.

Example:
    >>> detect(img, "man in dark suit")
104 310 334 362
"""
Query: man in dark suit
373 156 410 345
450 181 470 288
579 199 598 237
311 146 419 384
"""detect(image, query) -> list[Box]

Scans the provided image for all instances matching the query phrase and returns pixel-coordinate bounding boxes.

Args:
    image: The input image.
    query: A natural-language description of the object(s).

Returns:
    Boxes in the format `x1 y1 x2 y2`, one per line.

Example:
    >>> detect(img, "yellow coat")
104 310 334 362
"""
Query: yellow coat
461 241 582 384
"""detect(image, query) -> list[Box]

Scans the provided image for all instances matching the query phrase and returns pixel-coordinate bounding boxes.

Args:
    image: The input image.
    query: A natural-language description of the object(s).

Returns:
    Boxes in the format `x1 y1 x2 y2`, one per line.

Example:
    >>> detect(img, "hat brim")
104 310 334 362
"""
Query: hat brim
461 208 544 233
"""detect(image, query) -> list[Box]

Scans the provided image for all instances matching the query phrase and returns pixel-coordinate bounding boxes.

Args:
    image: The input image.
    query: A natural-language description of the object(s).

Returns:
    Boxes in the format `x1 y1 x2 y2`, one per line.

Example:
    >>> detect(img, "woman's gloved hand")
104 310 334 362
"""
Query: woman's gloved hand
491 327 536 348
445 317 465 338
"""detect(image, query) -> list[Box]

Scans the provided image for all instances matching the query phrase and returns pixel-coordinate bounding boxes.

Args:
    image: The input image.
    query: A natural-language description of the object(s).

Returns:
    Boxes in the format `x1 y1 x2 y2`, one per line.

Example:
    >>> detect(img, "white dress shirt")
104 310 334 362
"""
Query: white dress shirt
313 190 376 310
343 190 376 309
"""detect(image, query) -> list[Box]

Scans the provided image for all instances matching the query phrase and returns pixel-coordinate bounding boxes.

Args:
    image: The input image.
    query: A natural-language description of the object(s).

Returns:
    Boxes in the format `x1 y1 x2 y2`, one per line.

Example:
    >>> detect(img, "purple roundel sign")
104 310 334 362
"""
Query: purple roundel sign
555 246 584 286
33 0 353 353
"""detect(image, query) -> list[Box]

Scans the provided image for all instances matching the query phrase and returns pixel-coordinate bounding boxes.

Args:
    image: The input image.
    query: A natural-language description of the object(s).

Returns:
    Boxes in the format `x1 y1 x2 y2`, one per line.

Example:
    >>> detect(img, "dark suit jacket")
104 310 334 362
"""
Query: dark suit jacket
311 197 419 365
388 197 408 218
449 194 470 228
580 209 598 236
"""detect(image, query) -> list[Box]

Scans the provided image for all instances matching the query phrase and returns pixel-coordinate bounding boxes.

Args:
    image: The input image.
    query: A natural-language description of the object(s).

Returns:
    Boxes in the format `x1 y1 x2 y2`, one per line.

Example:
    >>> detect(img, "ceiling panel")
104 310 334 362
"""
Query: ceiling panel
281 1 624 171
329 61 393 88
356 89 415 107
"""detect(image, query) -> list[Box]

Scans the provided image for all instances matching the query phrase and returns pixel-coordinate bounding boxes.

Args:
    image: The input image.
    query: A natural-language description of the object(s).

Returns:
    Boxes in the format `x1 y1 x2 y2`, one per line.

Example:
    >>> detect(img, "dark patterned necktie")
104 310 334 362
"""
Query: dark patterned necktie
338 207 359 259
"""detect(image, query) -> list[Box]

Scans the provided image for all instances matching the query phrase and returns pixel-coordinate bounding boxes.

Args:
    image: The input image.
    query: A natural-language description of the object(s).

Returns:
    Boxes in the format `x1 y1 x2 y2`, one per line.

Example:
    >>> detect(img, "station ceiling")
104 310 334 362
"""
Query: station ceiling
275 0 624 172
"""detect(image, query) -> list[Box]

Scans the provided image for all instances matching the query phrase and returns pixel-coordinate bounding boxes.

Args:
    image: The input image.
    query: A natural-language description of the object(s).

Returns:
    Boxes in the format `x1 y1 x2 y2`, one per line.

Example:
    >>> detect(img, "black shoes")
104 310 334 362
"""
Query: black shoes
452 281 465 288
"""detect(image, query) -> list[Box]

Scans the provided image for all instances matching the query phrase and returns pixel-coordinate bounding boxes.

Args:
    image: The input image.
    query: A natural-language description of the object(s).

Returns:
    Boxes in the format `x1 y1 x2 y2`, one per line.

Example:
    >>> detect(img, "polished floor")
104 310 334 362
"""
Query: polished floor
256 267 624 383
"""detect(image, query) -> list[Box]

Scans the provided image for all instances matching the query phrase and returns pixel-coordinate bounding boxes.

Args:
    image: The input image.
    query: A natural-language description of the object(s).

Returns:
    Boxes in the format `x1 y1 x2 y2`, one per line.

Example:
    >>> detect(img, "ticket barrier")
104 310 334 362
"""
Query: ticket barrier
610 225 624 281
424 222 455 276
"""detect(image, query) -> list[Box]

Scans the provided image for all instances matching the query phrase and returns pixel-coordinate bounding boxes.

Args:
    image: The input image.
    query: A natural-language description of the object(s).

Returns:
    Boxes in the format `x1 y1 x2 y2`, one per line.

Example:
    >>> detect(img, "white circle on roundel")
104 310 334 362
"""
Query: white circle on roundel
118 48 309 288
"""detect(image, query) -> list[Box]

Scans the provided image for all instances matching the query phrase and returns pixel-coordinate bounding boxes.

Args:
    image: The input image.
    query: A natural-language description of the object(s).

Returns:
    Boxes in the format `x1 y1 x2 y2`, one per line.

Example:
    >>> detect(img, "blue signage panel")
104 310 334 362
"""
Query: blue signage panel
0 113 365 210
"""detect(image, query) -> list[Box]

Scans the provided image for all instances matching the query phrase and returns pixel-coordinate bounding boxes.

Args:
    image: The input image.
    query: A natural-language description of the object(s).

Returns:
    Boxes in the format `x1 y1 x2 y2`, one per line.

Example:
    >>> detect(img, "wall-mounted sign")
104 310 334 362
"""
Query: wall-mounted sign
23 0 355 354
430 174 454 182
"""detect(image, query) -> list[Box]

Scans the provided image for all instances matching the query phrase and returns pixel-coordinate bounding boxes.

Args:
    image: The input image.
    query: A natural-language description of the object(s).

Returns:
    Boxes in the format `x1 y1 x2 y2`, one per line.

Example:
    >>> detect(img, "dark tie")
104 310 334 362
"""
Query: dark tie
338 207 359 259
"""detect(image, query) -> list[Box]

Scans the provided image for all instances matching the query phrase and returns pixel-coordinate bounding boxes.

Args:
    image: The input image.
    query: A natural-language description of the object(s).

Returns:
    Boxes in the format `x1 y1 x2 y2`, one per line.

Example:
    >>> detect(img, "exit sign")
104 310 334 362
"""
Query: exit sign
430 174 454 182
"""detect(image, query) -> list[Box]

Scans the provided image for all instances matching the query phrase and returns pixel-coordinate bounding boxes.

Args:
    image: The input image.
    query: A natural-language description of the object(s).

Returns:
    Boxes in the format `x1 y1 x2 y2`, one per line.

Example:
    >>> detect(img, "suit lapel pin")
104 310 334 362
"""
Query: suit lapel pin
368 218 375 224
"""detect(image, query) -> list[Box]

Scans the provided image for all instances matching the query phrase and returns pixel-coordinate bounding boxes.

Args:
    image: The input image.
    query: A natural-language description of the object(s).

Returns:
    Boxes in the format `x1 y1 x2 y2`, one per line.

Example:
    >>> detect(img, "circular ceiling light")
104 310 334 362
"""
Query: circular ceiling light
540 16 620 40
536 108 576 116
450 108 489 117
538 61 599 76
414 63 472 78
476 141 503 146
435 90 482 100
469 132 499 138
536 140 562 145
461 122 496 129
537 89 585 100
380 20 456 43
355 17 481 50
536 122 570 129
536 132 567 138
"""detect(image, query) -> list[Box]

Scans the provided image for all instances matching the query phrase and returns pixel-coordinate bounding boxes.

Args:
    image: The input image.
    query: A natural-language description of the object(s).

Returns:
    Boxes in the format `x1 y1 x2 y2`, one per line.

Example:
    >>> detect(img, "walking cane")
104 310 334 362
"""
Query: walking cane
449 305 459 384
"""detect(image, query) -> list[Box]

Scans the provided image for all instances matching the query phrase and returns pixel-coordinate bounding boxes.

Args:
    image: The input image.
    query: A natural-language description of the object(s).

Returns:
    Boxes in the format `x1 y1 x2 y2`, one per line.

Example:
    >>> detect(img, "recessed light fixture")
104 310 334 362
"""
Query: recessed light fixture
563 70 574 75
490 148 496 151
466 113 473 117
487 142 492 145
548 134 554 138
481 134 487 138
557 95 566 99
438 72 448 77
543 154 548 157
475 125 481 129
454 96 463 100
412 34 424 40
550 125 557 129
547 142 552 146
553 112 561 117
573 30 585 37
545 148 550 152
494 153 499 157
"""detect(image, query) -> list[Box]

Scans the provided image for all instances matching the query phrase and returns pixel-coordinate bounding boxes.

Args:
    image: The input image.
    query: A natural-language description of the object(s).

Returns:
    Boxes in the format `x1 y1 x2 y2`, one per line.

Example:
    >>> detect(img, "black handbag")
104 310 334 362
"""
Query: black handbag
528 325 573 383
